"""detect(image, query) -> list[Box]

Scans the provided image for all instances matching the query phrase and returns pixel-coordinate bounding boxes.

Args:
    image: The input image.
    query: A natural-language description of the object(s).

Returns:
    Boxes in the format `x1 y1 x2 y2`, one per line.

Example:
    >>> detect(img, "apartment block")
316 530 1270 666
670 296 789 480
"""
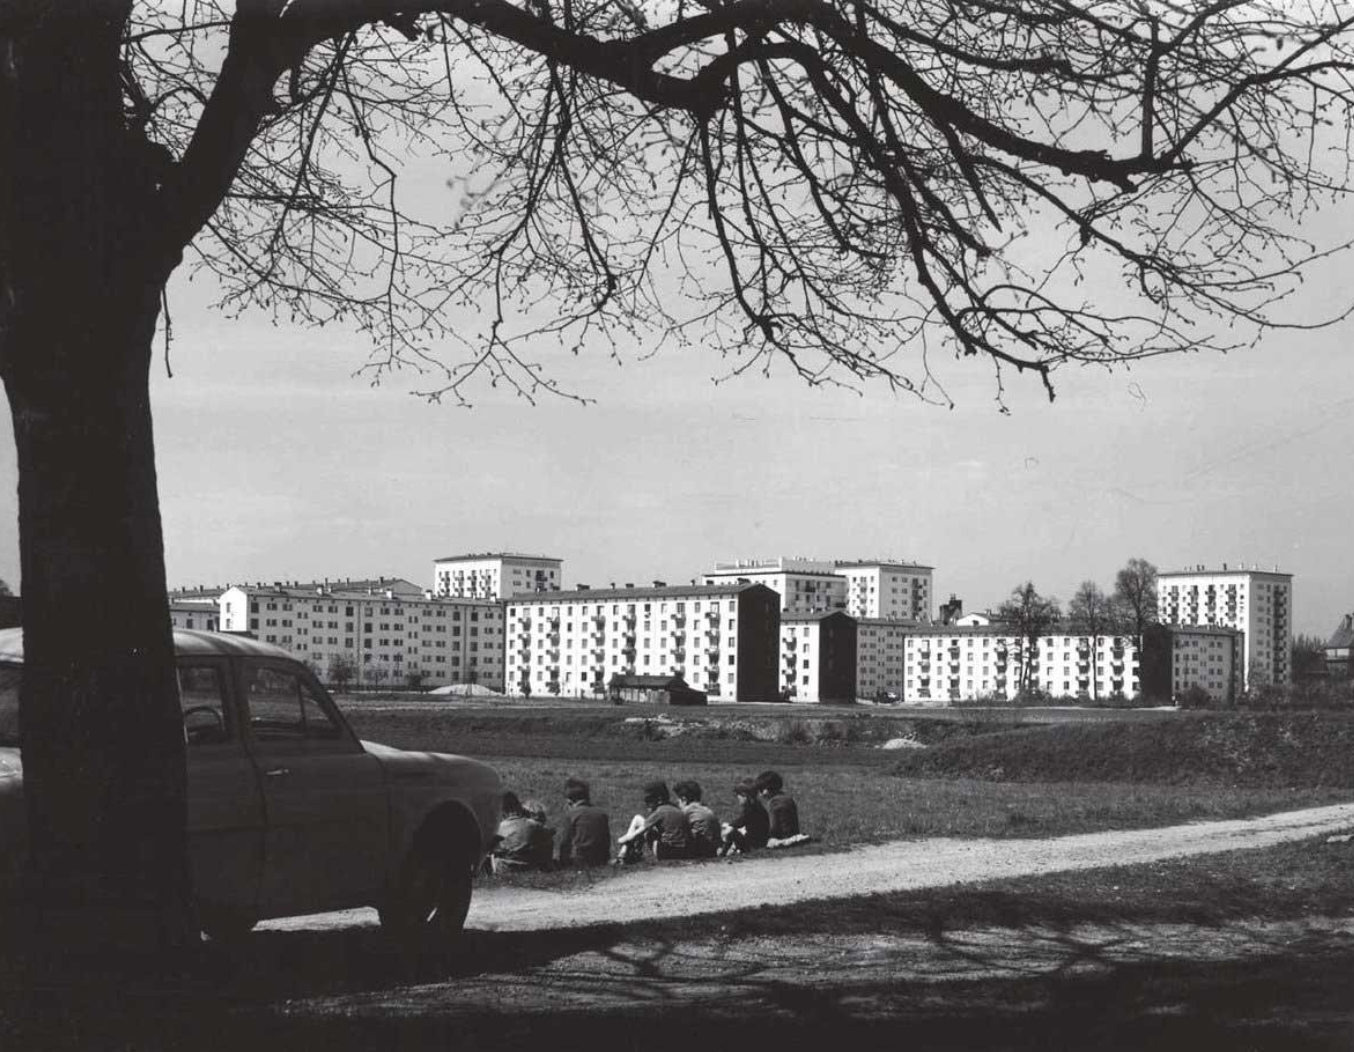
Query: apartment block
169 599 218 633
856 618 913 700
434 552 562 601
834 561 933 621
702 558 847 614
1140 624 1242 704
1158 565 1292 686
900 622 1141 703
780 611 857 702
218 581 504 690
504 583 780 701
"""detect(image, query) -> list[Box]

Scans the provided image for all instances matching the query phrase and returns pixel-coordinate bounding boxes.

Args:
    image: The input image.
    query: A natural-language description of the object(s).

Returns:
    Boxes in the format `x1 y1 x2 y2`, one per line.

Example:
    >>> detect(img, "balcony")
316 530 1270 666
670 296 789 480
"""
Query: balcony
672 612 686 626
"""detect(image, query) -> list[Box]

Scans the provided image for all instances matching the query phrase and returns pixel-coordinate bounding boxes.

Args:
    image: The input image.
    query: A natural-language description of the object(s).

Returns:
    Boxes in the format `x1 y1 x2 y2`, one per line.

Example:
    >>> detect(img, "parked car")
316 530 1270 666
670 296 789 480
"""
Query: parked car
0 628 501 944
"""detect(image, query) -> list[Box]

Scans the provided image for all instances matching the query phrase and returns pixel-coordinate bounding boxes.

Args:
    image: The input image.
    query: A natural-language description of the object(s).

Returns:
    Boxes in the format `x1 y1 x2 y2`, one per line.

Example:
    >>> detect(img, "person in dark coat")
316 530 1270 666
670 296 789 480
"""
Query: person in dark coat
719 779 769 856
558 776 611 867
755 770 801 842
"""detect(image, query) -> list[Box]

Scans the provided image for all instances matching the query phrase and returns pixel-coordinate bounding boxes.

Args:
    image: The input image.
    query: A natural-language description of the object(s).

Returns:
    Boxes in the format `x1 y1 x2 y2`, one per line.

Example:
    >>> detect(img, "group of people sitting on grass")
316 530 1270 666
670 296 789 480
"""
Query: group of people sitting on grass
489 770 809 872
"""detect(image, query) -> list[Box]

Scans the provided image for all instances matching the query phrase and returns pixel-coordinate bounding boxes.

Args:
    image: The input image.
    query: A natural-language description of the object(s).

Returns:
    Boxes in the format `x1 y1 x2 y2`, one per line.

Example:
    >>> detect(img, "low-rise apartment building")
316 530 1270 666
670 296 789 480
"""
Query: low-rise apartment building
170 599 218 633
218 580 504 690
504 583 780 701
856 618 914 700
780 610 857 702
897 621 1141 703
1158 565 1292 687
1140 624 1242 704
433 552 562 601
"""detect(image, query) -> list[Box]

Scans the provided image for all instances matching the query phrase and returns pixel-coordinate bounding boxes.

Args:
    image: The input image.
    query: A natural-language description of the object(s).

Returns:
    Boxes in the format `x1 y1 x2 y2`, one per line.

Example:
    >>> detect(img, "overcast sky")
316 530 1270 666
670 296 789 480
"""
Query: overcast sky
3 45 1353 638
2 249 1348 637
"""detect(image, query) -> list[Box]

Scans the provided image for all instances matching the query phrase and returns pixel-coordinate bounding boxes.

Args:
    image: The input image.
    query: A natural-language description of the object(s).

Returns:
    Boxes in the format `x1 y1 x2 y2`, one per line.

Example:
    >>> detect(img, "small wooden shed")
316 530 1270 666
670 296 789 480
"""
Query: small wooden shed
607 673 708 706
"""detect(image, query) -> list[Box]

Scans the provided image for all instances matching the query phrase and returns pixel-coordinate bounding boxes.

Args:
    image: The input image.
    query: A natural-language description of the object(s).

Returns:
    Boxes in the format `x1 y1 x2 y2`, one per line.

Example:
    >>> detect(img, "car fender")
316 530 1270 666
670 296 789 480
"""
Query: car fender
360 740 501 875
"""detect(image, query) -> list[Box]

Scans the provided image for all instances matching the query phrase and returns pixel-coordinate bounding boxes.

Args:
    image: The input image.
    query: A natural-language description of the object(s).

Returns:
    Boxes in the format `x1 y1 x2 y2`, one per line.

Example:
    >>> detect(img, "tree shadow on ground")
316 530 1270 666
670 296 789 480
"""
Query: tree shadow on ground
3 895 1354 1052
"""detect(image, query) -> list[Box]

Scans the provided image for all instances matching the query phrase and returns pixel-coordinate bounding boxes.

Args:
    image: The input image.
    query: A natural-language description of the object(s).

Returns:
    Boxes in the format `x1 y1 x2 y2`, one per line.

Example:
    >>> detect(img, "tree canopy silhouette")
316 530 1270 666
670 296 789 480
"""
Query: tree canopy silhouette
4 0 1354 953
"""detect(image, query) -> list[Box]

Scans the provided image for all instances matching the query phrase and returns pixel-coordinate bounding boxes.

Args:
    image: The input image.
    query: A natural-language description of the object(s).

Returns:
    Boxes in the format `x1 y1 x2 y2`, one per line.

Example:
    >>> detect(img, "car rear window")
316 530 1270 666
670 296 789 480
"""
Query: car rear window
0 664 19 745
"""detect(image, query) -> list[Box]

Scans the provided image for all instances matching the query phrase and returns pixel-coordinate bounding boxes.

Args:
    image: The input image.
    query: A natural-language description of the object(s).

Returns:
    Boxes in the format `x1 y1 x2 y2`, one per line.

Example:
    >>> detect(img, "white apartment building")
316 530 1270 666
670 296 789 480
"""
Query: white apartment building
899 625 1141 704
218 581 505 690
780 611 857 702
834 561 933 621
504 583 780 701
434 553 561 601
856 619 913 700
702 558 847 614
1158 565 1293 686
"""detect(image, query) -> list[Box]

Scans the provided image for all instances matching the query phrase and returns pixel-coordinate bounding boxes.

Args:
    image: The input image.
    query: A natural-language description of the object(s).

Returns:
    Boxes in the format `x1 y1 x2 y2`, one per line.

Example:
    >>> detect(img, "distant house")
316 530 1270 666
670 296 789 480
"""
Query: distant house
1325 614 1354 679
607 674 707 706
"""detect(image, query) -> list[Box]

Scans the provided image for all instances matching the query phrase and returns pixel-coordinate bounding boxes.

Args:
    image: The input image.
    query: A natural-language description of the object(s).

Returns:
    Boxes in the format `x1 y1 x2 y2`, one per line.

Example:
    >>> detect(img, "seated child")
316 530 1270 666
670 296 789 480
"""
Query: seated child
615 780 691 863
673 779 720 859
755 770 810 848
558 776 611 867
718 779 769 856
492 791 555 872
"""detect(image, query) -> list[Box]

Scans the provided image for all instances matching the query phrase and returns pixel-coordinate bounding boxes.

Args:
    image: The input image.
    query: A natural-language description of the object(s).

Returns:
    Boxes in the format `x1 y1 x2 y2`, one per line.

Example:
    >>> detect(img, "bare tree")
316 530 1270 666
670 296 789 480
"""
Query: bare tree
1066 579 1115 700
5 0 1354 953
997 582 1061 696
1114 557 1159 653
327 653 358 693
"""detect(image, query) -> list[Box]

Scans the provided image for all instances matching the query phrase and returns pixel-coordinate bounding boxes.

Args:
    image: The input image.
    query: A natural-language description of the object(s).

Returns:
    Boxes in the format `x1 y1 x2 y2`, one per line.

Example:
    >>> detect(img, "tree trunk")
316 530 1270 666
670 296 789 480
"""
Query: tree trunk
0 2 195 957
5 313 193 957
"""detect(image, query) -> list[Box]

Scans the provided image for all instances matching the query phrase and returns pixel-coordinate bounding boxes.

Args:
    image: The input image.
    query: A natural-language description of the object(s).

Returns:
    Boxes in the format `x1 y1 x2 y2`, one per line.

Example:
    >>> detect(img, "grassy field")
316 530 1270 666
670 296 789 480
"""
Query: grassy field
339 701 1354 856
888 712 1354 788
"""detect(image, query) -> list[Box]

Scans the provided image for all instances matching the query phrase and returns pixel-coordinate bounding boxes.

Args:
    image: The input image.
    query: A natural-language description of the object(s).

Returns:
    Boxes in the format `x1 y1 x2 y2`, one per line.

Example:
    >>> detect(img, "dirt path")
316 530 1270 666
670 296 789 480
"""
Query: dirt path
261 801 1354 936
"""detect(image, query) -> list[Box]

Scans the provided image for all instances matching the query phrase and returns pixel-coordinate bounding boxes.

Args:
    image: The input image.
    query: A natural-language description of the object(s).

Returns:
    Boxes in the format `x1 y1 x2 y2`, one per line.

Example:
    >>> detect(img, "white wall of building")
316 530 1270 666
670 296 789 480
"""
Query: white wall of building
703 560 846 614
505 584 776 700
433 553 562 601
220 584 505 690
835 563 933 621
1158 567 1292 686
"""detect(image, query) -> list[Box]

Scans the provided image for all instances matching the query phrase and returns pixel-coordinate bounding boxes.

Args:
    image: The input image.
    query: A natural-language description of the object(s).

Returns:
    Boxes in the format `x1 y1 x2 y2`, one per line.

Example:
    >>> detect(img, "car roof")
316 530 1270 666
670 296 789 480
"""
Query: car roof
0 627 299 664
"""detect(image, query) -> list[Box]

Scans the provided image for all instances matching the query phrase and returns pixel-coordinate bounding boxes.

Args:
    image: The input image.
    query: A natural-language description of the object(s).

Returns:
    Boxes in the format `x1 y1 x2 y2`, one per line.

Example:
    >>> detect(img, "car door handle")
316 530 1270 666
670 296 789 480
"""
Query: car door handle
264 767 291 778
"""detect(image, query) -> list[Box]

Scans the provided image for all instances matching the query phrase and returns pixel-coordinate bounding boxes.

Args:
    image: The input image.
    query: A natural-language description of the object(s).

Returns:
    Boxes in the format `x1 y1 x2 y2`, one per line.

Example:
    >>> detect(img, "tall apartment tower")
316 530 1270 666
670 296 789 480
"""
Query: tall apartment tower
702 558 847 614
433 552 562 601
1157 565 1293 687
833 560 933 621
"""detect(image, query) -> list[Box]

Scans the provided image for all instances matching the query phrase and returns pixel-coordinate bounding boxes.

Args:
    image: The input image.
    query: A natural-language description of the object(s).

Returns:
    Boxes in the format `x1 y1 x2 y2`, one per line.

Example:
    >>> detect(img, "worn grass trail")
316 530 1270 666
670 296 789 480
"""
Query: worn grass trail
258 801 1354 937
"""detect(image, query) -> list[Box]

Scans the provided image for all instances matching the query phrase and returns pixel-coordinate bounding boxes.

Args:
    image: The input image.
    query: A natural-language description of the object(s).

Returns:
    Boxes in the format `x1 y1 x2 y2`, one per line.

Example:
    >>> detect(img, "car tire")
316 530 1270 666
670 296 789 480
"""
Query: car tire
378 844 474 949
199 905 256 943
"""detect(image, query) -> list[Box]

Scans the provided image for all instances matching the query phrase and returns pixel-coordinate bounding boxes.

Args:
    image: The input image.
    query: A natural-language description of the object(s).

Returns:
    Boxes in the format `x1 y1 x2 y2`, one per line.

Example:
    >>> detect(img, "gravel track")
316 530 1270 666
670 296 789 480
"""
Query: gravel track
261 802 1354 937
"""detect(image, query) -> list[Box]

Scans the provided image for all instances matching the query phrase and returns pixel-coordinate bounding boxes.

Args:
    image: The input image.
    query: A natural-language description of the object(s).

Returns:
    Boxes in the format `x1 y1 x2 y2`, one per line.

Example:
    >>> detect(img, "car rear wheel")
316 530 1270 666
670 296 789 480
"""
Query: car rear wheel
378 844 474 949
